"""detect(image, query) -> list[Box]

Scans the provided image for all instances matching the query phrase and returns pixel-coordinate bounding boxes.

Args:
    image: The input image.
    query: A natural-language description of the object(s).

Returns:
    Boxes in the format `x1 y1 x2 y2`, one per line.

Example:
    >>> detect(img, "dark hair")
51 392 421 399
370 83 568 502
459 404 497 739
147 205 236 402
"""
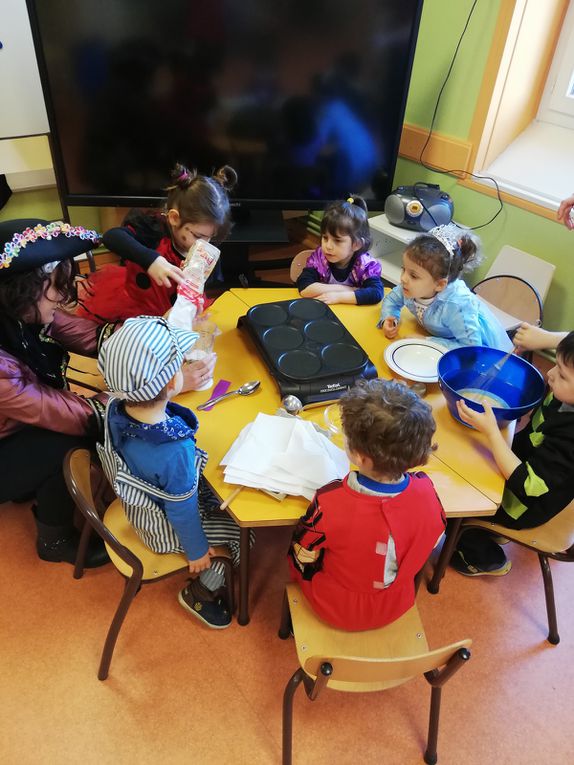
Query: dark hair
164 162 238 241
556 331 574 367
320 196 372 255
340 378 436 479
0 260 76 323
405 231 481 283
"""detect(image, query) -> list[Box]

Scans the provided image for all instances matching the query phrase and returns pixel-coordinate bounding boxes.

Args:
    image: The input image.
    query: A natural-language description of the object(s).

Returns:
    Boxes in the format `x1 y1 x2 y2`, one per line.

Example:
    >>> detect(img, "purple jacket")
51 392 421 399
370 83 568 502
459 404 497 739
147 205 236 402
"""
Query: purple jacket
305 247 382 287
0 310 110 440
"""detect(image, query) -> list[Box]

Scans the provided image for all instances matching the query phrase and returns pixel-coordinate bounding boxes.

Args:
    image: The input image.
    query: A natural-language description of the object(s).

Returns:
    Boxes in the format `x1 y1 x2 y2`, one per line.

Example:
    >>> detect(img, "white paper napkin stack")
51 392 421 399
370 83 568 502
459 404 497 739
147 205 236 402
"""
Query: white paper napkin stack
220 413 350 500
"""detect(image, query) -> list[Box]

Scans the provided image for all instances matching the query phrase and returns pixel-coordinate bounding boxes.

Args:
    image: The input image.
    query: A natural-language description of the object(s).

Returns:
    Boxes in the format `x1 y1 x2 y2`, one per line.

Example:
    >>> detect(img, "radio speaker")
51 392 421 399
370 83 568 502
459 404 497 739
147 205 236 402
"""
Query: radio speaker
384 184 454 232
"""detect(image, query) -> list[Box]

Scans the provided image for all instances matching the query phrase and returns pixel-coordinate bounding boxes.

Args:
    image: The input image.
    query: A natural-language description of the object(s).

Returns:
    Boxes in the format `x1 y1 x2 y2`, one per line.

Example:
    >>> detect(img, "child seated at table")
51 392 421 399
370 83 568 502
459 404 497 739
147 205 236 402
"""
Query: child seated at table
296 196 384 305
378 224 511 351
288 378 446 631
451 331 574 576
98 315 249 629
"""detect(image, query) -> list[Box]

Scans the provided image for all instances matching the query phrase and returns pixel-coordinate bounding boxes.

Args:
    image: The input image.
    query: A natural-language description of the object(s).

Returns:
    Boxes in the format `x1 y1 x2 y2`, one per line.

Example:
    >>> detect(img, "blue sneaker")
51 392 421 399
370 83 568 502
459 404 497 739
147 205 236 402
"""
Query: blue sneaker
178 579 231 629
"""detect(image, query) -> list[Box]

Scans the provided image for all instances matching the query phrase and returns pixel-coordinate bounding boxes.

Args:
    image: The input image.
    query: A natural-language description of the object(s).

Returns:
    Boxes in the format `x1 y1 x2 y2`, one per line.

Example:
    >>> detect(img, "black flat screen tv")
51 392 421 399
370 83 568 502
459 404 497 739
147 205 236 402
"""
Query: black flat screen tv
26 0 423 212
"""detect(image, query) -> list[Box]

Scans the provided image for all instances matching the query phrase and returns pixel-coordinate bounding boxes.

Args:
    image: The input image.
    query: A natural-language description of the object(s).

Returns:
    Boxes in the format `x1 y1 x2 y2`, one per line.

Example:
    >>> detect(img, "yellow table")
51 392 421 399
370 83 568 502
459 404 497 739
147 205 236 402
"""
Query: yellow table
179 289 510 623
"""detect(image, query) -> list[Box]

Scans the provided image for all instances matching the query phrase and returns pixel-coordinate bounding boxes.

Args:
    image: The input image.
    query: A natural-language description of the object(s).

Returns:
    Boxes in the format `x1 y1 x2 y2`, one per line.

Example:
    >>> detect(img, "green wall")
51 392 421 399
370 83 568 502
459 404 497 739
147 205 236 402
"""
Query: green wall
2 0 572 329
395 0 572 332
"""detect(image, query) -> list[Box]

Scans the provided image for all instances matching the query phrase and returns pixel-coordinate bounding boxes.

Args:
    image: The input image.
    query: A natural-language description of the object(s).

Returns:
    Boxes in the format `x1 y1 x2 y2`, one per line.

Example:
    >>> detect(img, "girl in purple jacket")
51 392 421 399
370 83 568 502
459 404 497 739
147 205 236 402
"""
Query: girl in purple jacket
296 196 384 305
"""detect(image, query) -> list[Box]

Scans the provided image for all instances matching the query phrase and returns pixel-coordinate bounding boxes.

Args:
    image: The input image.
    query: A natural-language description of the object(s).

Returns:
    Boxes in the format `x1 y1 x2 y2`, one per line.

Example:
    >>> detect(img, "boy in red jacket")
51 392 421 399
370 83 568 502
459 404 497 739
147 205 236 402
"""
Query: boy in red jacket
288 378 445 631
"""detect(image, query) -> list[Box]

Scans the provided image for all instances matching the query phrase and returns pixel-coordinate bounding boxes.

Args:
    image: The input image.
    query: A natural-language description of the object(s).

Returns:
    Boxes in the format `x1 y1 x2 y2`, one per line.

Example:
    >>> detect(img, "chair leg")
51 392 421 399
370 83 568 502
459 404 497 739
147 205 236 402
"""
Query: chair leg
424 686 442 765
538 554 560 645
278 589 292 639
73 519 93 580
282 668 306 765
98 570 142 680
428 519 463 594
222 557 235 615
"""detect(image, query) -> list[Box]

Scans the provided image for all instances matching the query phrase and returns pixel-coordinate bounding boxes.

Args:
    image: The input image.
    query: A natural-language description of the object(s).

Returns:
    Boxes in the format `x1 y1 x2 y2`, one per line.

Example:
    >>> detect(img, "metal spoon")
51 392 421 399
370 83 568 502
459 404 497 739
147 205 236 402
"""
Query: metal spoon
281 395 303 416
196 380 260 410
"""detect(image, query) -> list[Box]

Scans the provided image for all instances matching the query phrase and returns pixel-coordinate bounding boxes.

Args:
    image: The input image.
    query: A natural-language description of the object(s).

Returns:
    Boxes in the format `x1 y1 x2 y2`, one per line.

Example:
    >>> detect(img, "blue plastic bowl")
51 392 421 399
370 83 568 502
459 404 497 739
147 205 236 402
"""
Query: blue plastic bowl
437 345 545 426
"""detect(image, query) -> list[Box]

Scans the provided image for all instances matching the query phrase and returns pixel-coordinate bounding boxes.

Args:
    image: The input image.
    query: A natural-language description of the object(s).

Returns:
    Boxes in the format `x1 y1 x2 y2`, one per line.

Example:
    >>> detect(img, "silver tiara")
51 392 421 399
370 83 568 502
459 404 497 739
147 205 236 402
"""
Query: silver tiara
429 224 460 260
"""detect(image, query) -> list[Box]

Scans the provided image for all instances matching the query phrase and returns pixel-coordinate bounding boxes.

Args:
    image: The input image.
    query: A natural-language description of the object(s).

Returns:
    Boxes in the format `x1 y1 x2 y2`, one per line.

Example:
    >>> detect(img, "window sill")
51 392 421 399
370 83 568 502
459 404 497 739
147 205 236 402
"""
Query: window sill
476 120 574 211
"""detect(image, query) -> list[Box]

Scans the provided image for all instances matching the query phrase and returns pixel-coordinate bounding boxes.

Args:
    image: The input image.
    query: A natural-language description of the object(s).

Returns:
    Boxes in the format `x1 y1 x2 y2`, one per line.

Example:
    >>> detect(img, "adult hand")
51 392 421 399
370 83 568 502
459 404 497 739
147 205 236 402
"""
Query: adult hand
148 255 186 287
382 317 399 339
557 194 574 230
188 546 216 574
181 353 216 391
456 399 499 437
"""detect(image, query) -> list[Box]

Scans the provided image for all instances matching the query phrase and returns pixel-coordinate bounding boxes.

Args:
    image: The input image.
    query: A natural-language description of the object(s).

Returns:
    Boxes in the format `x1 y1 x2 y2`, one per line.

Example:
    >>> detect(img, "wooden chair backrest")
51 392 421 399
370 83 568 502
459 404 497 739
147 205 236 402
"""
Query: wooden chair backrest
290 250 314 283
303 639 472 687
486 245 555 303
286 583 471 692
473 275 543 327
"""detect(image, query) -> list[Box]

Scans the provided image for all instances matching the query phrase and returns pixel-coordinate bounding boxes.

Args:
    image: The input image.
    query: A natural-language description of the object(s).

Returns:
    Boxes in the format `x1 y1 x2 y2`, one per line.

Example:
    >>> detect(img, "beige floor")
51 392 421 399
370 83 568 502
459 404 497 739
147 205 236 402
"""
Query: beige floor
2 498 574 765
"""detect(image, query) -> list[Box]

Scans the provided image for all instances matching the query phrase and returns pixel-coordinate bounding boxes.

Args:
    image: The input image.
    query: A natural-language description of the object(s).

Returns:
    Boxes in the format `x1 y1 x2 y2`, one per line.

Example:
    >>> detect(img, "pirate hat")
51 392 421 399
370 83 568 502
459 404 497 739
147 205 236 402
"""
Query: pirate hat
0 218 101 278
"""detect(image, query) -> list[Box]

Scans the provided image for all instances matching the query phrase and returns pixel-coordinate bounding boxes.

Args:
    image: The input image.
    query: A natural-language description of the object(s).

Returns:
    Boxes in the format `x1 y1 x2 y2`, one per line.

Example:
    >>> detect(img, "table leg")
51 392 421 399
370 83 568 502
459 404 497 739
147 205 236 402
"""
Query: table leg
428 518 462 594
238 526 251 626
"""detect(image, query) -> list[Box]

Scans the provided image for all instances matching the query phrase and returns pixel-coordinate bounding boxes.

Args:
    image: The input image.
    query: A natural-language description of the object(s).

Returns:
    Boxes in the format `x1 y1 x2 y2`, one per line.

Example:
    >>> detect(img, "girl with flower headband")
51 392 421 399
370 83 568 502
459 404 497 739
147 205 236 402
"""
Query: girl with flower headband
77 162 237 324
379 224 512 351
296 196 384 305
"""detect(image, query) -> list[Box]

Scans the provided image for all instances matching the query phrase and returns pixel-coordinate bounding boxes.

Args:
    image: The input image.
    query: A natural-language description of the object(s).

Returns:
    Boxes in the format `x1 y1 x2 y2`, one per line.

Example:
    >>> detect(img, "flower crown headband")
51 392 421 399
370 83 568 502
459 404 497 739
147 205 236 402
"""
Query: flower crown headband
0 221 101 271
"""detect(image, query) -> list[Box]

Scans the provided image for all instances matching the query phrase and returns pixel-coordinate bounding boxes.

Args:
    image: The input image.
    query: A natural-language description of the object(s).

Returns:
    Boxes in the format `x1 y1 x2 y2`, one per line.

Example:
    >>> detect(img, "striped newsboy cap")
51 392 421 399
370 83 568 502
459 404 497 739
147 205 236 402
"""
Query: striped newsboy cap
98 316 198 402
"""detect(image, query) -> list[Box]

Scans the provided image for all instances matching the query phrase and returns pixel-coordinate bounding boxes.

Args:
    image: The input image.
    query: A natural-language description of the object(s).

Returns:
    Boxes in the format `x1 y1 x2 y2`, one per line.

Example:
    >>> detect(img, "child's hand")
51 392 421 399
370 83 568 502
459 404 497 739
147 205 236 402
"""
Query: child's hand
382 317 399 339
188 546 216 574
456 399 499 437
315 291 349 305
148 255 186 288
181 353 216 391
512 322 560 352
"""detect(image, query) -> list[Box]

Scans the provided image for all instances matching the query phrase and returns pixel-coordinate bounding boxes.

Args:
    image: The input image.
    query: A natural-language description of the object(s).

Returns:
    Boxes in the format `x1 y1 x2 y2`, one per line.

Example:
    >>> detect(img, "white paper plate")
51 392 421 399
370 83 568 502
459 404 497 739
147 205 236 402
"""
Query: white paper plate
384 338 447 383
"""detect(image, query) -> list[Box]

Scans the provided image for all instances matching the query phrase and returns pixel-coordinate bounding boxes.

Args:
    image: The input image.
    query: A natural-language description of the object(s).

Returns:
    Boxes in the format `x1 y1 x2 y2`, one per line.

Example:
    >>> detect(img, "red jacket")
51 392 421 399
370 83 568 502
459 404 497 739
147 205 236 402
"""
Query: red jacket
288 472 446 631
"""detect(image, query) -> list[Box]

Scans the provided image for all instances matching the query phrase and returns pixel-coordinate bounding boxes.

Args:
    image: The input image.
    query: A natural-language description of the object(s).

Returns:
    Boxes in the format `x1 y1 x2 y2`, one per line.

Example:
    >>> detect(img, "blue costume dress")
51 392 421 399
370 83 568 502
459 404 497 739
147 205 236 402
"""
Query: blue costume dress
379 278 512 351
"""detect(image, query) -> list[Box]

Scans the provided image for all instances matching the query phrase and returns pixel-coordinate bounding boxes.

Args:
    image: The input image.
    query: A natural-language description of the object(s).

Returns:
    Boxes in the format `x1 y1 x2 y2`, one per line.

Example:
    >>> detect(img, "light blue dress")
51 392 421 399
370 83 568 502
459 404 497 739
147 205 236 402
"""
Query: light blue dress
379 278 513 351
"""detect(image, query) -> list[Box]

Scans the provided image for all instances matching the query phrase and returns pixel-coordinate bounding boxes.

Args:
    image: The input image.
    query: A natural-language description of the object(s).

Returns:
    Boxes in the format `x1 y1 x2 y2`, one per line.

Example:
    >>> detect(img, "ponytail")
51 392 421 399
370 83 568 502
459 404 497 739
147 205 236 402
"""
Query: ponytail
212 165 238 192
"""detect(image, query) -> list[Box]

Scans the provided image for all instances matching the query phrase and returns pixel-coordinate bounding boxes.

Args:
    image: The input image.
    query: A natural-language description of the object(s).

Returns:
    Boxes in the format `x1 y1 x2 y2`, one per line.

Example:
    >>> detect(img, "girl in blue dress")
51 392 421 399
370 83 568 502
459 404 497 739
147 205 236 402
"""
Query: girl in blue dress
379 224 511 351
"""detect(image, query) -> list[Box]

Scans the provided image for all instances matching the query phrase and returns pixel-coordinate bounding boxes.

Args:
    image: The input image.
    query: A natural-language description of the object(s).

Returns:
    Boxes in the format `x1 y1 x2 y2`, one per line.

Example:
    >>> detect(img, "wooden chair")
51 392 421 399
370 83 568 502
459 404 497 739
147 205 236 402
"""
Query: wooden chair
290 249 314 283
66 352 106 393
484 245 555 303
278 583 471 765
472 244 555 333
472 274 543 332
441 501 574 645
63 448 235 680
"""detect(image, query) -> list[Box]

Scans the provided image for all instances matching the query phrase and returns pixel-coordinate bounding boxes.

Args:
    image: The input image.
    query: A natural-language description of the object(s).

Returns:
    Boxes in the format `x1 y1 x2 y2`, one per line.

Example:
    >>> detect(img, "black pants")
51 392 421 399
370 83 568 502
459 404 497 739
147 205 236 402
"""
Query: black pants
0 427 91 526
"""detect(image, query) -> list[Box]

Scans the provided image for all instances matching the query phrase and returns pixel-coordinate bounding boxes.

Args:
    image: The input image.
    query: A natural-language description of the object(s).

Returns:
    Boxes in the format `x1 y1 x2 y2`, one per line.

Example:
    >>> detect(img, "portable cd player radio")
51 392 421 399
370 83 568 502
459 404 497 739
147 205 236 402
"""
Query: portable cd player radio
384 183 454 232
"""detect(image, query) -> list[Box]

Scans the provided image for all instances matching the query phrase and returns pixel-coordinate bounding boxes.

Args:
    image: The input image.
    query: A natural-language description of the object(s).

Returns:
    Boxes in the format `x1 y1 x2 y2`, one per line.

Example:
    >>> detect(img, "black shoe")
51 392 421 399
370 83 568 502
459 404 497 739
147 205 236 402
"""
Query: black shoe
178 579 231 629
450 549 512 577
36 523 109 568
